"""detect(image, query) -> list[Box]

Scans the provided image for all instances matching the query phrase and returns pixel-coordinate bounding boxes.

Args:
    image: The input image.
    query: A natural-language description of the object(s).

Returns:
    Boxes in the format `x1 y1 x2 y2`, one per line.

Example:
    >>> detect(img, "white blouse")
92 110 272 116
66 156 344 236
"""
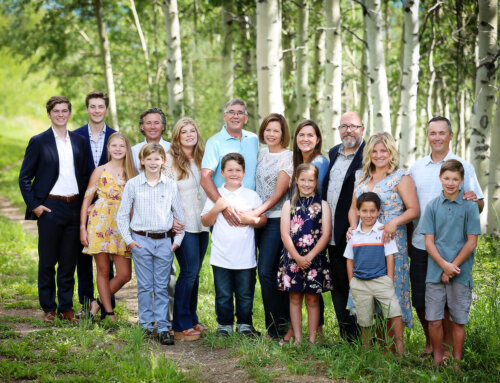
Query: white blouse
164 153 209 233
255 147 293 218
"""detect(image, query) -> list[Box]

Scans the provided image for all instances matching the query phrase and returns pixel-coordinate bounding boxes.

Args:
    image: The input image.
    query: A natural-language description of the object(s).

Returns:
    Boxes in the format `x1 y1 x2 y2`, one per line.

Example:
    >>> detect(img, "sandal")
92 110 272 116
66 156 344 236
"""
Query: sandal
193 324 208 332
174 328 201 341
102 311 116 322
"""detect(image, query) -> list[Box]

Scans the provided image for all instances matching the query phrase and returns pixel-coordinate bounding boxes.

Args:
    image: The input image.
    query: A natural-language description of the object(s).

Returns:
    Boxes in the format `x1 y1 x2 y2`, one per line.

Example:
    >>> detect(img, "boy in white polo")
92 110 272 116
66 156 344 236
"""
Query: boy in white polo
201 153 267 337
344 192 404 355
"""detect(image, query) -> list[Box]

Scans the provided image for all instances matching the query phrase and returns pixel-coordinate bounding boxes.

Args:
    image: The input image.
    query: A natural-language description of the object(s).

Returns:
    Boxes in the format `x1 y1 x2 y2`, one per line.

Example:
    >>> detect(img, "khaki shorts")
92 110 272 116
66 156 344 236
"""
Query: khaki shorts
350 275 402 327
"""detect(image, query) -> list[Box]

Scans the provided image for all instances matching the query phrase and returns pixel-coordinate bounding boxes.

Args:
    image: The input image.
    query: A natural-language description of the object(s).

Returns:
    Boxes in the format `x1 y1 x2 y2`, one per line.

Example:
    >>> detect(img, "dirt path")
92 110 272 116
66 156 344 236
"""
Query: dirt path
0 194 255 383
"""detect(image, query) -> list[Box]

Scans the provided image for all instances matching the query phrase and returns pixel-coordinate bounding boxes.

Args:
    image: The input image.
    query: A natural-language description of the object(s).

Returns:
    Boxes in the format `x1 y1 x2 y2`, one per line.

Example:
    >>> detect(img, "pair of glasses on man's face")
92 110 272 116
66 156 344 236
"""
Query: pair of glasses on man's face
338 124 363 132
225 110 246 117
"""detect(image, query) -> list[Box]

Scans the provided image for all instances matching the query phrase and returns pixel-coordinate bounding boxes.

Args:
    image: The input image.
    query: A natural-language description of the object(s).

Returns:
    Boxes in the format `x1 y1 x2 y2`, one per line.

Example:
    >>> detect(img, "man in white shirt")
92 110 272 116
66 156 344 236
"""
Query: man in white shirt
19 96 89 323
409 116 484 356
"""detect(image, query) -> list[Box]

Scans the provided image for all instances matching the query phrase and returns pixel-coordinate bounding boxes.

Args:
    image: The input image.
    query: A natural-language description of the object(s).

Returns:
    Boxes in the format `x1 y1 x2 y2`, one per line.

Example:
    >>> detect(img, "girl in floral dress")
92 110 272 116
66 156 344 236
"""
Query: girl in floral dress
80 132 138 321
278 163 332 344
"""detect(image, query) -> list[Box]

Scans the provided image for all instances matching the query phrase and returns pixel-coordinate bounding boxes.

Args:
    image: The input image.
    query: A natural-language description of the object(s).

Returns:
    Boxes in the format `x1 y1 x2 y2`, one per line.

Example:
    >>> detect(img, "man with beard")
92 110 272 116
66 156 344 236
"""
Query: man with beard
322 111 365 341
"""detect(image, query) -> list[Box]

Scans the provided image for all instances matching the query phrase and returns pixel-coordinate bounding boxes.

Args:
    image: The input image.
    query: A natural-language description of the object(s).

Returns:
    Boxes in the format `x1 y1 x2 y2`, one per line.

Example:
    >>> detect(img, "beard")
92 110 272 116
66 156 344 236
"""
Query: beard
341 134 359 148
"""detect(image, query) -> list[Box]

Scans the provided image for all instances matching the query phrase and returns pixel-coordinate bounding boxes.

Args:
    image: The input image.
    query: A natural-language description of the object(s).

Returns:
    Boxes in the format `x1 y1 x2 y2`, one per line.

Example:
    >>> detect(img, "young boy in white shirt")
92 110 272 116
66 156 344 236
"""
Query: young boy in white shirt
201 153 267 337
344 192 404 355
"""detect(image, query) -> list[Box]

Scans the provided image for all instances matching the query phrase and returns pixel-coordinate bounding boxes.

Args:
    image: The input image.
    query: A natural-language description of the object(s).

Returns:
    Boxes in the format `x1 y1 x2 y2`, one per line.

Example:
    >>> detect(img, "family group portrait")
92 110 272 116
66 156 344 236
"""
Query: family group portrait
0 0 498 382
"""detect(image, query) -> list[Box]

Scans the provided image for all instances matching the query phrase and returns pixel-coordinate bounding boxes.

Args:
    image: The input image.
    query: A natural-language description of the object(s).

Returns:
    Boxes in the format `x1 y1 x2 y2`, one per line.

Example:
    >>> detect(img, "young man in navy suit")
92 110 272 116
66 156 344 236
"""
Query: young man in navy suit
322 111 365 342
73 91 116 317
19 96 89 323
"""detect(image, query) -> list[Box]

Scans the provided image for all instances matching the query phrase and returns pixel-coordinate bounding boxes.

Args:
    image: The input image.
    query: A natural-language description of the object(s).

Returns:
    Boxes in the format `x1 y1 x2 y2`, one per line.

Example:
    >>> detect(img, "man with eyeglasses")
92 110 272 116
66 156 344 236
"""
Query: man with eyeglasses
321 111 365 341
201 98 259 226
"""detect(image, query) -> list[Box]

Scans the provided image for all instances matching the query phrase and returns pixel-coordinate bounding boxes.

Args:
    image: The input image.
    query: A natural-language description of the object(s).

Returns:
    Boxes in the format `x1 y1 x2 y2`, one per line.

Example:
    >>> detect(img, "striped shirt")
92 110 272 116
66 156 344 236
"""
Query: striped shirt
344 220 398 280
87 125 107 168
117 172 185 246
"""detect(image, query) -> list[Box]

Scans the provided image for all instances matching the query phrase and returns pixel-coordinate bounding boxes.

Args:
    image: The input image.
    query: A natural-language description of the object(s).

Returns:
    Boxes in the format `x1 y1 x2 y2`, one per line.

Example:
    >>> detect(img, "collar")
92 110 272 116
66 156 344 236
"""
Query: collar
439 189 464 204
354 219 383 235
51 127 69 141
139 172 167 185
221 183 244 195
221 125 250 141
424 150 455 165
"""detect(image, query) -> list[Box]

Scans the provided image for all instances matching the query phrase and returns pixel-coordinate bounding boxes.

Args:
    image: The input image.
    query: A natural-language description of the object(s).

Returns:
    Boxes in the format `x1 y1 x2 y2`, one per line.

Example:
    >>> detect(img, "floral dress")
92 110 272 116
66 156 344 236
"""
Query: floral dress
83 170 129 258
277 194 332 293
350 168 413 327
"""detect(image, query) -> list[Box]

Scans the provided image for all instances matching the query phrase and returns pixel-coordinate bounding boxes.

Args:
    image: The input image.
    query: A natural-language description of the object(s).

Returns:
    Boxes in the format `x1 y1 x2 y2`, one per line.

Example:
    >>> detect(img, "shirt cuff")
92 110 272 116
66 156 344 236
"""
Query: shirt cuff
173 233 184 247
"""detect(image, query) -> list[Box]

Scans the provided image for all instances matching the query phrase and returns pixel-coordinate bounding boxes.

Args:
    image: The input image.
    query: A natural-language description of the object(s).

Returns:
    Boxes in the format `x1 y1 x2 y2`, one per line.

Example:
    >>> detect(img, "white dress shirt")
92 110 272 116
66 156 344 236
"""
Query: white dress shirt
49 128 79 196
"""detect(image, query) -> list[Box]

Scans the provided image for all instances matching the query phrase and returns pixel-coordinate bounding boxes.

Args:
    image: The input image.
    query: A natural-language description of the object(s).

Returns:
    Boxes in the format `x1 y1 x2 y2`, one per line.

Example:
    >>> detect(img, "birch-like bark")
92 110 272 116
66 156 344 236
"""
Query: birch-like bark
324 0 341 147
487 93 500 235
426 10 436 120
221 0 234 101
296 0 310 121
470 0 498 189
241 14 258 132
399 0 419 169
93 0 119 130
363 0 391 133
163 0 184 120
130 0 153 106
256 0 284 119
310 24 325 126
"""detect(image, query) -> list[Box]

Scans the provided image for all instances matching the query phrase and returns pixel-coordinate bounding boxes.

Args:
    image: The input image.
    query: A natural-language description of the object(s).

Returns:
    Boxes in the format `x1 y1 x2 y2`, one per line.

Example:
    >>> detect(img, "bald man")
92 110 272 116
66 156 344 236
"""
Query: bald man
322 112 365 341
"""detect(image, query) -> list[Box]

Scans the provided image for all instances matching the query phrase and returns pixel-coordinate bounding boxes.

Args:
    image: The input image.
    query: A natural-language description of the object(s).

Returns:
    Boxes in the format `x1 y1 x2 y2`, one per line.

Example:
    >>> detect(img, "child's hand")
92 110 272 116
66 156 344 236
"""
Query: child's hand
127 241 142 252
440 272 450 284
238 212 255 226
80 227 89 247
442 261 460 278
214 197 229 212
296 256 311 270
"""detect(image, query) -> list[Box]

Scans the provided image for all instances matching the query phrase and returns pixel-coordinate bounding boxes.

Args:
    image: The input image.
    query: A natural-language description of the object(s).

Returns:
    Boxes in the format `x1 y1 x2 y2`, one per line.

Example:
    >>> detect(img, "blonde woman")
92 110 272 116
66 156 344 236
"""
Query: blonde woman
80 132 138 321
347 132 419 328
165 117 208 341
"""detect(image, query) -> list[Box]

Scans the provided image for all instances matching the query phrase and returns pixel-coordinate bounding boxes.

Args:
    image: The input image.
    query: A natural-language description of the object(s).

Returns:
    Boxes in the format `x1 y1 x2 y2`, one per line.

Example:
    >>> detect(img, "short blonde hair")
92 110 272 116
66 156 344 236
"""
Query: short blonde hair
139 143 166 171
359 132 399 184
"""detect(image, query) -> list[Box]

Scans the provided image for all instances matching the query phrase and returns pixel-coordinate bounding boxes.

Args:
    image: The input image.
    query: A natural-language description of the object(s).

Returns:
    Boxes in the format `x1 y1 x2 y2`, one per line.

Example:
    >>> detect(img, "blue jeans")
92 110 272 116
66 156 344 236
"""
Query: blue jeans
172 231 209 331
212 265 256 326
256 218 290 338
131 233 174 333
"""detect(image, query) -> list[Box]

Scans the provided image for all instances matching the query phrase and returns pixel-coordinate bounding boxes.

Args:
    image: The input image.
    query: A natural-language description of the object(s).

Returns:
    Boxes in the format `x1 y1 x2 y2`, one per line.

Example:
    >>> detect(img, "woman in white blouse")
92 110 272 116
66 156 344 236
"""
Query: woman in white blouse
253 113 293 340
165 117 208 341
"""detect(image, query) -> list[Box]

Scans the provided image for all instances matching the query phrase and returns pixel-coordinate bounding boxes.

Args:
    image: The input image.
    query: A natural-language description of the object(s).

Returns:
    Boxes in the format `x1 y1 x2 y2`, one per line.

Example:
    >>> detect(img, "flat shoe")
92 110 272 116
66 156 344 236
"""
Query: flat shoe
174 328 201 341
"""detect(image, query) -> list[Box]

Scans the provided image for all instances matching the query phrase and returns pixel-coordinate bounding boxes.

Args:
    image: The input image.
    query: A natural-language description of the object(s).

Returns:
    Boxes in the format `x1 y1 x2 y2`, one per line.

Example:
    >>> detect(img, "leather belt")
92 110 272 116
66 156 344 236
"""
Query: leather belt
133 230 174 239
48 194 79 202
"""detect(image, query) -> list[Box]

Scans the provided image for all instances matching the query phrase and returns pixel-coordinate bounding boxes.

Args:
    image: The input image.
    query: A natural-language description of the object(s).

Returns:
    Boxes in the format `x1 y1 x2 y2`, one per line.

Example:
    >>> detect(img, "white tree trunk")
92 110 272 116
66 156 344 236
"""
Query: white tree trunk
363 0 391 133
93 0 119 130
470 0 498 190
296 0 310 121
256 0 284 119
487 93 500 235
221 0 234 101
163 0 185 119
426 11 436 121
310 24 325 126
399 0 419 169
324 0 341 147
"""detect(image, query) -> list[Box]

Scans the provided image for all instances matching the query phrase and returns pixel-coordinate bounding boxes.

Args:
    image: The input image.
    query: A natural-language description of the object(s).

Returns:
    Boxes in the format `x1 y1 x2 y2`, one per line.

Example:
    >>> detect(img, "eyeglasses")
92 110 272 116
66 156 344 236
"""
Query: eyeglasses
225 110 246 117
338 124 363 132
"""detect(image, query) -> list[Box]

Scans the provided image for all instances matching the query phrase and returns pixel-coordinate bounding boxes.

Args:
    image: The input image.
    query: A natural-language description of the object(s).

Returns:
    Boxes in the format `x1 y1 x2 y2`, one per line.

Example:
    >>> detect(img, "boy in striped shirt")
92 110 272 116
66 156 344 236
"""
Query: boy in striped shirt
344 192 404 355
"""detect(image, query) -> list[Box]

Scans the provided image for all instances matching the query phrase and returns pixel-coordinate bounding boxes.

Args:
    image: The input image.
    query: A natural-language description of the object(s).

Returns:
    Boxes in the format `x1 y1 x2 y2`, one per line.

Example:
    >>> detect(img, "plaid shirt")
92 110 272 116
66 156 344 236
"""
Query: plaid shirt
117 172 185 246
88 125 107 168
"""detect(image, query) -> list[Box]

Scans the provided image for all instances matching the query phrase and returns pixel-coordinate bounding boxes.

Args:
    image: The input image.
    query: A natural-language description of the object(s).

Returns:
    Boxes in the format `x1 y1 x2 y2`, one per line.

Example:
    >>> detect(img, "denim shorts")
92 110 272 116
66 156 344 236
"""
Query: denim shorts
425 282 472 325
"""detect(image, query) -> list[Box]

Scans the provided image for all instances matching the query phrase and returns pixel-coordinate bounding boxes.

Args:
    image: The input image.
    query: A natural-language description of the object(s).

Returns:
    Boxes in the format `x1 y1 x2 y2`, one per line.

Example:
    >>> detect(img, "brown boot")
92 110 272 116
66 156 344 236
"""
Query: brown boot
43 311 57 323
59 310 78 323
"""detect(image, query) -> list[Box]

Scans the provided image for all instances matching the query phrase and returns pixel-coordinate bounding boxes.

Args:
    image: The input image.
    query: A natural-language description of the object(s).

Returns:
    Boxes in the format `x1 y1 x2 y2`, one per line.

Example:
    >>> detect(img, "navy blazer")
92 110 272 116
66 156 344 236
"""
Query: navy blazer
321 141 365 246
73 124 116 172
19 128 89 220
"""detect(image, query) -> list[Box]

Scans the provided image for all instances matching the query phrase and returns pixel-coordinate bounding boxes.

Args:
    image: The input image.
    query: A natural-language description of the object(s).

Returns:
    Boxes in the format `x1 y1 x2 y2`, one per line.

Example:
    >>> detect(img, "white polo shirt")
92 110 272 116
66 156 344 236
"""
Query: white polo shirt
201 184 262 270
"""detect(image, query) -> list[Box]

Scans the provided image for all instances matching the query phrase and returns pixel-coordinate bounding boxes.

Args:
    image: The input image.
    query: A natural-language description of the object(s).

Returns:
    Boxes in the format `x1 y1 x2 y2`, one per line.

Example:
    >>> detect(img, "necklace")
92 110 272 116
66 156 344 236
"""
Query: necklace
188 160 202 200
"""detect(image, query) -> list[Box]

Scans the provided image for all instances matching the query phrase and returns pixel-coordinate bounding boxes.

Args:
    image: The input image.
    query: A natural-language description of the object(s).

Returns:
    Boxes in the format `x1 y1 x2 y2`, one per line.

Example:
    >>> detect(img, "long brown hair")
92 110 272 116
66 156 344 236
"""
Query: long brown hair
291 119 322 188
106 132 138 180
168 117 205 180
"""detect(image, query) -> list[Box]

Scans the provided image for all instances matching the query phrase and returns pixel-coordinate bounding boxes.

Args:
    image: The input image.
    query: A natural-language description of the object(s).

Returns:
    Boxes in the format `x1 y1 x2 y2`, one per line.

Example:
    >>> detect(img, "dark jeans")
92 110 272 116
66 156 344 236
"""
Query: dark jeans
37 198 80 313
329 242 360 342
172 231 209 331
257 218 290 338
212 265 256 326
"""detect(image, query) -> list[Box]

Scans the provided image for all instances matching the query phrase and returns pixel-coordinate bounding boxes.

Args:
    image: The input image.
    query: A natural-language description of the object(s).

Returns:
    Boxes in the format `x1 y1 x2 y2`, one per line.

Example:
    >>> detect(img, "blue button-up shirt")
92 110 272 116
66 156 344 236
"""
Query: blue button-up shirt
88 125 107 168
409 151 483 250
420 190 481 287
201 125 259 190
